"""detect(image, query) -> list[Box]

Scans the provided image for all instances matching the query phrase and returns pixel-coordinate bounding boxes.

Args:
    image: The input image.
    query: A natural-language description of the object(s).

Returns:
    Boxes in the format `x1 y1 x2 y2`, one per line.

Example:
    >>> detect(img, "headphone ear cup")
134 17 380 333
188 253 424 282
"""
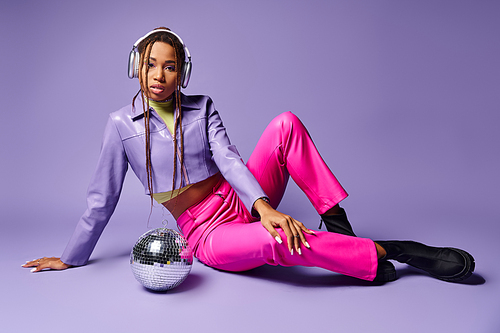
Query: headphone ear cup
128 50 141 79
128 50 136 79
181 60 192 88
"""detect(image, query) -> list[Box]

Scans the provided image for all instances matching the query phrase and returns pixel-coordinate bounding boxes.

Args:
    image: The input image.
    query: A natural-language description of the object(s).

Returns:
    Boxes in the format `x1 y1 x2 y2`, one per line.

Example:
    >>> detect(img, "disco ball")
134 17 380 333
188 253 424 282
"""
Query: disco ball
130 228 193 291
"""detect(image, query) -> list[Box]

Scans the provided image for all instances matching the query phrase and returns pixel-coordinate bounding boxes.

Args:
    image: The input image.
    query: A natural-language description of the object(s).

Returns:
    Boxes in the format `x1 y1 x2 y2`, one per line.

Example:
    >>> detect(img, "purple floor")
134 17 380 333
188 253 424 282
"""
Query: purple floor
3 193 498 332
2 1 499 332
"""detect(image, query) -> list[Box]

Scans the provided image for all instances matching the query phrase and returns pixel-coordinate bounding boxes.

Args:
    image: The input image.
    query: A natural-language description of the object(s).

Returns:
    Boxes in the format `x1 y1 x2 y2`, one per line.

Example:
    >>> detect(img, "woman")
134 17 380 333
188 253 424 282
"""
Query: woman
23 28 474 283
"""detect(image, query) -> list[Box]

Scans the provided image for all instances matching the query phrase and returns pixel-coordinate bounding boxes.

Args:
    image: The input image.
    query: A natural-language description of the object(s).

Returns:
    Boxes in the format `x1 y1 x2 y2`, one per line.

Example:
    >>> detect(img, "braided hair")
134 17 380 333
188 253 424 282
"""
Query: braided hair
132 27 187 207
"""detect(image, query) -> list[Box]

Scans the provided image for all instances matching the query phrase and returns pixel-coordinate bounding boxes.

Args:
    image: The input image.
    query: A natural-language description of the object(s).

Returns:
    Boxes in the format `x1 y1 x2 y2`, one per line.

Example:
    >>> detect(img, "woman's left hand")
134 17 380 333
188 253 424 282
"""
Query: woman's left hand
253 198 315 255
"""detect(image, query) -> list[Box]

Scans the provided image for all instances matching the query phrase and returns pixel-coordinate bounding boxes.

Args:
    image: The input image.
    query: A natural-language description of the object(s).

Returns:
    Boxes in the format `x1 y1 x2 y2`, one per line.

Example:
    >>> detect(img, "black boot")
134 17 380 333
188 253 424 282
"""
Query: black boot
320 208 355 236
320 208 397 282
376 240 475 282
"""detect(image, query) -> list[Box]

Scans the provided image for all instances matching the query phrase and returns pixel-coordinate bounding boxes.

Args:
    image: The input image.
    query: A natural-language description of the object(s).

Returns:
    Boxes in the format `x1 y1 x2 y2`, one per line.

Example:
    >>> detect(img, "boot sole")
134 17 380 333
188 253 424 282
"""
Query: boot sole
427 247 475 282
374 260 397 282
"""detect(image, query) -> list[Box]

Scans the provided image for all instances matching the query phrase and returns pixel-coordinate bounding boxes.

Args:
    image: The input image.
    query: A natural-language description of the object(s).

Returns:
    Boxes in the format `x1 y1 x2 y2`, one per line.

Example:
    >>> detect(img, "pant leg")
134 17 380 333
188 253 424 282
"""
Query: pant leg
192 185 378 281
246 112 347 214
176 178 378 281
211 225 377 280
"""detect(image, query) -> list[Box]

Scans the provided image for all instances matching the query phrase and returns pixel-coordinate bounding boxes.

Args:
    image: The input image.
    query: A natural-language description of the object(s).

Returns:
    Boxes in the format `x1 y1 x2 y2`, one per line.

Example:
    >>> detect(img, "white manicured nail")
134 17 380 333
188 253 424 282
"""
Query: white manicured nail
30 268 36 273
275 236 283 244
297 248 302 255
290 249 294 255
305 242 311 249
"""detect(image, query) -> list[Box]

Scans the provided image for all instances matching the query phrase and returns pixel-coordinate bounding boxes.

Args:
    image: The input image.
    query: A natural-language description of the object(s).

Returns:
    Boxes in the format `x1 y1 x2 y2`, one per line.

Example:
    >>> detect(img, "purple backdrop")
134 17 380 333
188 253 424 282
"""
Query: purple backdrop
1 1 499 332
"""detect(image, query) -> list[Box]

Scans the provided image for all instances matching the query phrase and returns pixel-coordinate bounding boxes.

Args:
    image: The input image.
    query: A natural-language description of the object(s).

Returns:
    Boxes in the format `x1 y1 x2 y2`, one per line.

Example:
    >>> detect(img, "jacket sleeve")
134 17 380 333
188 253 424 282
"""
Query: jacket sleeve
206 98 268 213
60 115 128 266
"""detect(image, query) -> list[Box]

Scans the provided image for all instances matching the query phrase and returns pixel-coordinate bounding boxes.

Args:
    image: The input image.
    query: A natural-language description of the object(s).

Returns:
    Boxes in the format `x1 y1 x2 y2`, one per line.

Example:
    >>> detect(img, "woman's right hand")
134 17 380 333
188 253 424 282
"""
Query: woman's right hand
22 257 71 273
253 198 314 255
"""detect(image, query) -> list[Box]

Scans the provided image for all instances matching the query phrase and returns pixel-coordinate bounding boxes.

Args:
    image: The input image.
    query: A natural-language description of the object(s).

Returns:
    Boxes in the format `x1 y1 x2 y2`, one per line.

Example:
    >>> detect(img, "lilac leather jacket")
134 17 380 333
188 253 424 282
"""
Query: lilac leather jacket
61 93 267 266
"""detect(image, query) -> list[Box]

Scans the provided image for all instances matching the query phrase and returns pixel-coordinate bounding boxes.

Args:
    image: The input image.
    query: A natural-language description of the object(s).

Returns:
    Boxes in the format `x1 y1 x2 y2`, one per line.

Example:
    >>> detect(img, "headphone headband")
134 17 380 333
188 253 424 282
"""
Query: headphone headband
132 29 191 59
127 29 192 88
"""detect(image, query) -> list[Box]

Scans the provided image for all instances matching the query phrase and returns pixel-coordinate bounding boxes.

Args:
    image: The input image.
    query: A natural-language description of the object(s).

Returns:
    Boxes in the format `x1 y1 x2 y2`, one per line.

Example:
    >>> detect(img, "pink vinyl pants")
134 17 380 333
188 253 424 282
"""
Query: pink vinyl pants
177 112 378 281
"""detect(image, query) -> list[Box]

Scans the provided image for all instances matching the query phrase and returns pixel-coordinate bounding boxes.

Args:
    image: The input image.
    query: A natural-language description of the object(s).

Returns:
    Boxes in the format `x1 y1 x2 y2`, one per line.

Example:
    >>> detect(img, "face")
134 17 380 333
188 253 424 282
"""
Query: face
141 42 178 101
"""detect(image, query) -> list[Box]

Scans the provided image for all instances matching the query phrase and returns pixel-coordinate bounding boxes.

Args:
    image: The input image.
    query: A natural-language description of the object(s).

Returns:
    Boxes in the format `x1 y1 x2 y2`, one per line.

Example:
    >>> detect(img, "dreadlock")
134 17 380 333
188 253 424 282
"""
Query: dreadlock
132 27 187 209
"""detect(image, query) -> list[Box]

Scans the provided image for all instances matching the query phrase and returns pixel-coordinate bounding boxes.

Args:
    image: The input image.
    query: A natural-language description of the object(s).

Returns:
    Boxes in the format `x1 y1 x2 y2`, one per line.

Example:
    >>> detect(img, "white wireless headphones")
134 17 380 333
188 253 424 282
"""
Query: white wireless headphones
128 29 192 89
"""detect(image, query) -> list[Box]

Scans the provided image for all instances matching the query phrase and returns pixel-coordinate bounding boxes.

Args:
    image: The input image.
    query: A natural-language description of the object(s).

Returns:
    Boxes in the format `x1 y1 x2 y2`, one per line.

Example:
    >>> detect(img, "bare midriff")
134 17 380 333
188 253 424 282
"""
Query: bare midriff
162 172 222 220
